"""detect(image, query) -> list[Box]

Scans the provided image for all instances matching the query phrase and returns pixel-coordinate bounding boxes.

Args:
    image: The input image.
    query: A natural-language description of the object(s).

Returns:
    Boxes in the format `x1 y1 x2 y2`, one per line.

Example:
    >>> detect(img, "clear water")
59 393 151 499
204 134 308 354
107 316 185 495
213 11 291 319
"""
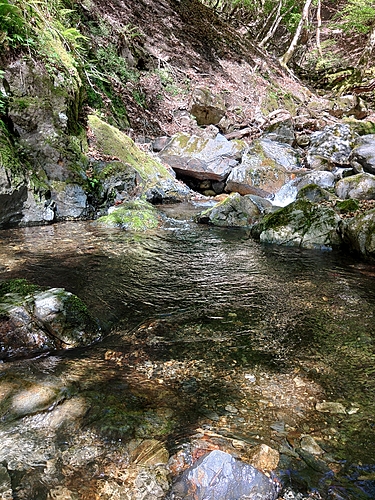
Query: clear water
0 207 374 498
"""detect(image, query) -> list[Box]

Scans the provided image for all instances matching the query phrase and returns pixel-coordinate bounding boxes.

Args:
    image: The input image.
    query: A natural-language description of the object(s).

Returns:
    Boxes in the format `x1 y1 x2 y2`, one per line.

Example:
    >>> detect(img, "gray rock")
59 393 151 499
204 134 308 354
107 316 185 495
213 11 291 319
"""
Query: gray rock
170 449 279 500
263 118 295 145
340 209 375 260
306 124 357 168
226 138 300 197
349 134 375 174
295 171 335 191
335 173 375 200
159 132 244 181
195 192 263 227
190 88 226 126
253 198 341 250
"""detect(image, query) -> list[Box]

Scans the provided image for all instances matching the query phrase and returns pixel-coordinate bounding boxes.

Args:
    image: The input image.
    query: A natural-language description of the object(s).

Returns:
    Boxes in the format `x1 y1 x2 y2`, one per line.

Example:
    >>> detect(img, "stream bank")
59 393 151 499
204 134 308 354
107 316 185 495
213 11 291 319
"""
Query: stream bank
0 215 374 498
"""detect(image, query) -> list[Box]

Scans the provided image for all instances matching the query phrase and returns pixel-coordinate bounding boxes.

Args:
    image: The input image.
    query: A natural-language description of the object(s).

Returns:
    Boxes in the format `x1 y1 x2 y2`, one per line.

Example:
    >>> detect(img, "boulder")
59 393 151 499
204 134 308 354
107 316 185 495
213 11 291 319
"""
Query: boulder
327 94 368 120
263 117 295 145
98 199 160 230
158 131 244 181
335 173 375 200
339 208 375 260
226 139 300 197
295 171 335 191
252 198 341 250
195 192 270 227
349 134 375 174
170 449 279 500
0 280 100 359
190 88 226 126
305 124 357 169
88 115 191 205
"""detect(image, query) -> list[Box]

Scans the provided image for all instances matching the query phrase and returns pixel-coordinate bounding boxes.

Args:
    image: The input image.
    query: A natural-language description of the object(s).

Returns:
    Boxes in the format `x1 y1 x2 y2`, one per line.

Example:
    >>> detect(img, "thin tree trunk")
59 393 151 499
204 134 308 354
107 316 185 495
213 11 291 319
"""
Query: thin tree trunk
279 0 313 67
257 0 282 43
358 20 375 68
316 0 322 56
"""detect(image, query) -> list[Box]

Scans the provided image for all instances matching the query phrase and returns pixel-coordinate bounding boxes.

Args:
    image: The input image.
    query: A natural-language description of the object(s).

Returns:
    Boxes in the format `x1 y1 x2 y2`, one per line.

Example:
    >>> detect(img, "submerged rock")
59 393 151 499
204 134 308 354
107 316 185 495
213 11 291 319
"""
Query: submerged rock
0 279 100 359
170 449 280 500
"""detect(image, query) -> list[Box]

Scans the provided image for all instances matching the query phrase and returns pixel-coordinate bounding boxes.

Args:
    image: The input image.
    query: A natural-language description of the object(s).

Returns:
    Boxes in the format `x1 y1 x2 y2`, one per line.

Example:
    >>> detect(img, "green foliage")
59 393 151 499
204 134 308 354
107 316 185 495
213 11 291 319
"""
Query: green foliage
0 0 28 48
0 278 39 300
95 43 138 83
335 0 375 34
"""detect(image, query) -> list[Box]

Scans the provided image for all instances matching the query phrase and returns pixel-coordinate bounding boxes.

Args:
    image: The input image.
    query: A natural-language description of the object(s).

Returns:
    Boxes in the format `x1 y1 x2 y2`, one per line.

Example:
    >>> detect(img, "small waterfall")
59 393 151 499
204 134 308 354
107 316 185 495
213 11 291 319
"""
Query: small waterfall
272 179 298 207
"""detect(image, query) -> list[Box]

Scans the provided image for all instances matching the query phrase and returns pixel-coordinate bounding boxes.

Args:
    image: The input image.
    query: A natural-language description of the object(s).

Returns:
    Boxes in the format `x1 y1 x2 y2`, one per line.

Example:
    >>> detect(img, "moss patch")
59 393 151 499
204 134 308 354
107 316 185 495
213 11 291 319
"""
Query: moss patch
0 279 39 301
87 115 172 185
98 199 159 230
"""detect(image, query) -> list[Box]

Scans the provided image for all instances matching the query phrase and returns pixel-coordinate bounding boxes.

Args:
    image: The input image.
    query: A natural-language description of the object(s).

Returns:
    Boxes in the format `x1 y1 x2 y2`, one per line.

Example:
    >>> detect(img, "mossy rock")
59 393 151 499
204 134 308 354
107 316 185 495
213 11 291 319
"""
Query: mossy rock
98 199 160 230
252 198 341 250
336 199 359 214
296 184 333 203
343 118 375 136
87 115 173 186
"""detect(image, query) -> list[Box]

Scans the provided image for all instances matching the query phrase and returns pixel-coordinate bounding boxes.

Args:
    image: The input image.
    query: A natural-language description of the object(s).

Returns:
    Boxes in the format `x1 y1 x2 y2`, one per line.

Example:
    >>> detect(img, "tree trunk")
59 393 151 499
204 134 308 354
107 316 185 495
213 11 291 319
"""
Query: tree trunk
316 0 322 56
279 0 313 67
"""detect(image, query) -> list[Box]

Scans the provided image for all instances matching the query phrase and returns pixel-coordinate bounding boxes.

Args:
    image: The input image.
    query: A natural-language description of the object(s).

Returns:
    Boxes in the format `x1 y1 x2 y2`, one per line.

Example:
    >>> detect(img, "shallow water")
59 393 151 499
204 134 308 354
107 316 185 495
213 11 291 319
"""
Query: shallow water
0 206 375 498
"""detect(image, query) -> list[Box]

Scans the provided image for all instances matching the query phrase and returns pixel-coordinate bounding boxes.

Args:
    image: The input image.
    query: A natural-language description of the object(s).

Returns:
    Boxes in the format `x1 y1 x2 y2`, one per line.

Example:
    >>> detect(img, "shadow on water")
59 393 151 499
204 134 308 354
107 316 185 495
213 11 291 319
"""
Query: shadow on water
0 220 375 497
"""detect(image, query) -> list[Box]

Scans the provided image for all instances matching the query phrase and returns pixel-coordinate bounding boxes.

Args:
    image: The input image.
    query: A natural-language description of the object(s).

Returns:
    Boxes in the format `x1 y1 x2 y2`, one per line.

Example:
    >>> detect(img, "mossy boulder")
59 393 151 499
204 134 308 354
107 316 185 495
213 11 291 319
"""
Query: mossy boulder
225 138 300 197
335 173 375 200
158 131 245 181
0 279 100 359
98 199 160 230
349 134 375 175
296 184 335 203
252 198 341 250
339 208 375 260
87 115 189 204
195 192 270 227
335 199 360 214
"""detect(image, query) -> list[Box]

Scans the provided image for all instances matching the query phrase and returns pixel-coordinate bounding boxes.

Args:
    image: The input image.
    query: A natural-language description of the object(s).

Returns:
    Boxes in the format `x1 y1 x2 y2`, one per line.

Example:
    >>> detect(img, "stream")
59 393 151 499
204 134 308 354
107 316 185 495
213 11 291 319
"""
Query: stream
0 203 375 499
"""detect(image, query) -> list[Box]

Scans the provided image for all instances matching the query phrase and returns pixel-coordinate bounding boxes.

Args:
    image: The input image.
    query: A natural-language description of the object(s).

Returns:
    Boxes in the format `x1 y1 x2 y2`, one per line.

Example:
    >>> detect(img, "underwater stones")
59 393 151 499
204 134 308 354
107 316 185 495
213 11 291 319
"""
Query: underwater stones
335 173 375 200
171 449 280 500
158 131 244 181
315 402 346 414
245 444 280 472
33 288 99 347
0 281 99 359
299 436 324 456
253 198 341 250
